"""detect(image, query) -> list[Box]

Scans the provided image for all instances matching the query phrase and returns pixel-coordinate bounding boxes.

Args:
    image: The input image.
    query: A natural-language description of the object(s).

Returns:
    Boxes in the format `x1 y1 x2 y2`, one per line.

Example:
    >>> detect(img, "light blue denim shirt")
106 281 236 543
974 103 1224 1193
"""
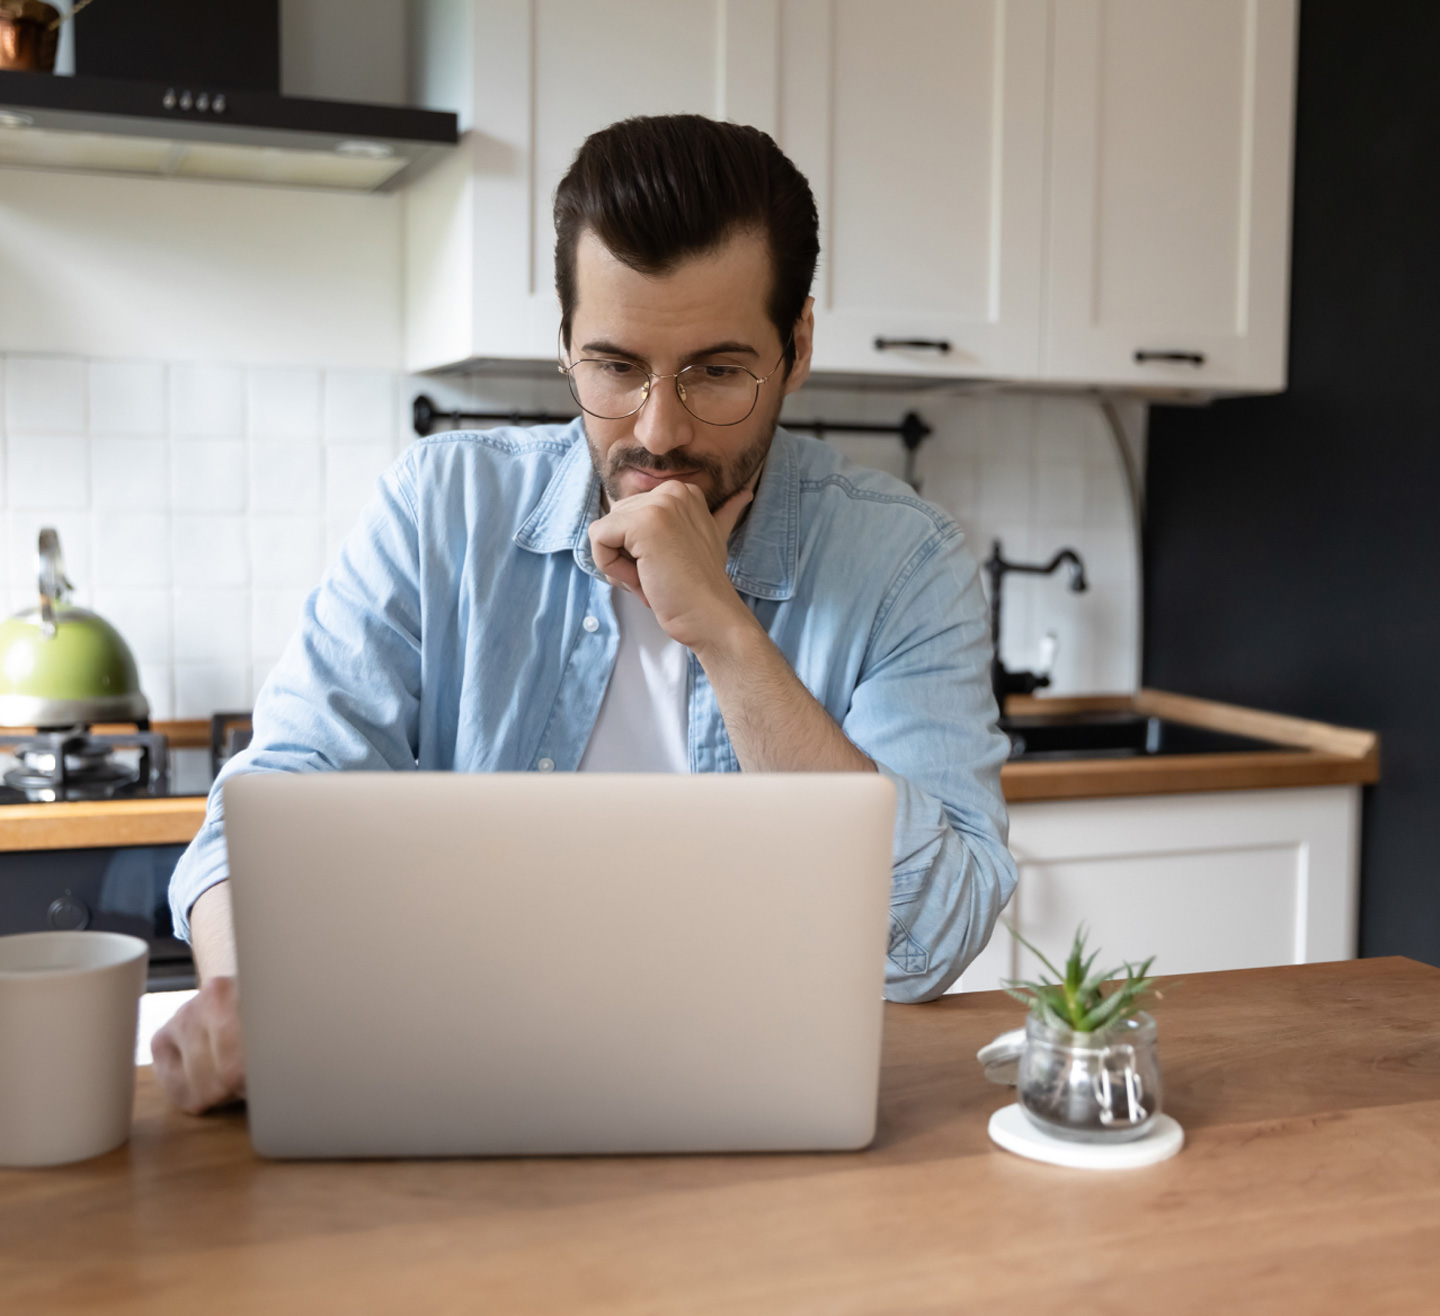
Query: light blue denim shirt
170 421 1016 1001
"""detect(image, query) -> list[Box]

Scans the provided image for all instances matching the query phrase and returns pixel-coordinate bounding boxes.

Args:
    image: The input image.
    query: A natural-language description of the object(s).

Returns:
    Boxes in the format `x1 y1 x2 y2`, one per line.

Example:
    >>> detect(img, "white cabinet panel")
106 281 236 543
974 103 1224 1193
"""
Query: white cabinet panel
1043 0 1299 391
780 0 1047 378
407 0 1299 392
406 0 782 370
955 786 1360 993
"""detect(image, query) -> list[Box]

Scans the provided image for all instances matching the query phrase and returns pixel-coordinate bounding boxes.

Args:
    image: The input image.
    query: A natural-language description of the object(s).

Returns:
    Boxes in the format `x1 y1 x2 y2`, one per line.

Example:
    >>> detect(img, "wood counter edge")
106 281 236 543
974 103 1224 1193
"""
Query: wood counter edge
1006 688 1379 758
0 797 208 852
0 694 1380 848
1000 688 1380 802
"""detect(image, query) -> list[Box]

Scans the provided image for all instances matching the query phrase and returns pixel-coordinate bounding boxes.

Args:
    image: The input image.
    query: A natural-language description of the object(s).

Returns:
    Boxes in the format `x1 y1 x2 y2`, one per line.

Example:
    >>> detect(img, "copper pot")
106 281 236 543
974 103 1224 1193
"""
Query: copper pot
0 1 60 73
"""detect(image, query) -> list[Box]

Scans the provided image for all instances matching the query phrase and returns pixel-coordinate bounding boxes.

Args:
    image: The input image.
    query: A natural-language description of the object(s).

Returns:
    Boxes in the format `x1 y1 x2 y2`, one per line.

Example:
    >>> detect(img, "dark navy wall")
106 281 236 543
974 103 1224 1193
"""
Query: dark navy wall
1144 0 1440 964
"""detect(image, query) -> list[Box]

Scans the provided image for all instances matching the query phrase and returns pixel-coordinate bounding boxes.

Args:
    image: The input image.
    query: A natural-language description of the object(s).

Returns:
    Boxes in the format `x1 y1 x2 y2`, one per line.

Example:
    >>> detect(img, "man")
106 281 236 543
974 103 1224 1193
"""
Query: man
154 114 1015 1114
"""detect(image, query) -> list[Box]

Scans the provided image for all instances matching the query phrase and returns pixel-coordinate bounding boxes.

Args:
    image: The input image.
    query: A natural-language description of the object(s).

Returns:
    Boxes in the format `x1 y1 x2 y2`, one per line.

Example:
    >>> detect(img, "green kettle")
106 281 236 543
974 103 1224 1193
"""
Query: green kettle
0 529 150 728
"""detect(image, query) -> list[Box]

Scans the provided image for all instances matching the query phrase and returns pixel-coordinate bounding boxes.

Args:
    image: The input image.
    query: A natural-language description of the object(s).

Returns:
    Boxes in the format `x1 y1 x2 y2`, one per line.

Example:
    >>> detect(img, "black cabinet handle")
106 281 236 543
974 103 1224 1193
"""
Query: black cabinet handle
874 336 952 354
1134 349 1206 366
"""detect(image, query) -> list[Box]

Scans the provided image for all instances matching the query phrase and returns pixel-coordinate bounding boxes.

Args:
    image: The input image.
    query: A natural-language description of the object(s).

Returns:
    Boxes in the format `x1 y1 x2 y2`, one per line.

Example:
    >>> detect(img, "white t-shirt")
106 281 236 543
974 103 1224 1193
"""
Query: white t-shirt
578 587 691 773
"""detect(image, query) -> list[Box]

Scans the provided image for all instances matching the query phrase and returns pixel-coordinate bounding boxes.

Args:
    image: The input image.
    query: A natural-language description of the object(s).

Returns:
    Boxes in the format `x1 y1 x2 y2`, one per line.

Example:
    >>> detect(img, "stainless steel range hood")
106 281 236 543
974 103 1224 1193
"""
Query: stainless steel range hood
0 68 458 191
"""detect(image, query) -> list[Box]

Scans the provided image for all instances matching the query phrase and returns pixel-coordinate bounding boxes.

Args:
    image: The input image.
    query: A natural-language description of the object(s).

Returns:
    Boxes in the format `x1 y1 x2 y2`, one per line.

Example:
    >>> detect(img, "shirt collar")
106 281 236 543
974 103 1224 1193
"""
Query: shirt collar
513 420 800 601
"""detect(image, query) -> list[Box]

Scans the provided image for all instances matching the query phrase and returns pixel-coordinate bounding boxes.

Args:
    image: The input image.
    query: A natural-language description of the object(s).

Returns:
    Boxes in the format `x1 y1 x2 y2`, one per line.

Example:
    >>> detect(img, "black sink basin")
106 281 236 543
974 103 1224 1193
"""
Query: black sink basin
999 712 1282 761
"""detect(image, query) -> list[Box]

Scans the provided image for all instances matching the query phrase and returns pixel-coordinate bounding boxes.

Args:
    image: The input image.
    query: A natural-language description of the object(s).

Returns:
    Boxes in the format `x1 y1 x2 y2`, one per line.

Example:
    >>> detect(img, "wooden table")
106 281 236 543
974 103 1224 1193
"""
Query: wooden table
3 958 1439 1314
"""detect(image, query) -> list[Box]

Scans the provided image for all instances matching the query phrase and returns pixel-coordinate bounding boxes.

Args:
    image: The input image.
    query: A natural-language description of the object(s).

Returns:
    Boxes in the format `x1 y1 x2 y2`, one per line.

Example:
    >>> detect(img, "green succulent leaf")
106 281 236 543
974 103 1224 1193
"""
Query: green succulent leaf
1000 923 1160 1032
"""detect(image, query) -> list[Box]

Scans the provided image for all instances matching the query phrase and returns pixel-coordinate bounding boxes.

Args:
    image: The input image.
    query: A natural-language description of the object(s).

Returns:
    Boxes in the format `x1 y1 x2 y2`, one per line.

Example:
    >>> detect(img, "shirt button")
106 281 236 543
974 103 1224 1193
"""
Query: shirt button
536 757 555 773
582 615 599 633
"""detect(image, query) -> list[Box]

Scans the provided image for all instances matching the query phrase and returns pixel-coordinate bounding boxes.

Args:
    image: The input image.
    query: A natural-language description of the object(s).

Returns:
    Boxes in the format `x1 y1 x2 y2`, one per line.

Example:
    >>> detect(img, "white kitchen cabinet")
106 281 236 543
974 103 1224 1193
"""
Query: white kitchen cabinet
407 0 1048 378
405 0 785 371
778 0 1049 379
1042 0 1299 391
407 0 1298 394
954 785 1360 993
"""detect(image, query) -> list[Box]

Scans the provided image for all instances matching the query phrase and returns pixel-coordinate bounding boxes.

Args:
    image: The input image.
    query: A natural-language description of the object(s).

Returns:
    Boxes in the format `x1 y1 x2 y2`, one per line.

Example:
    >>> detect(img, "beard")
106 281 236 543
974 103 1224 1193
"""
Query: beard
585 392 781 513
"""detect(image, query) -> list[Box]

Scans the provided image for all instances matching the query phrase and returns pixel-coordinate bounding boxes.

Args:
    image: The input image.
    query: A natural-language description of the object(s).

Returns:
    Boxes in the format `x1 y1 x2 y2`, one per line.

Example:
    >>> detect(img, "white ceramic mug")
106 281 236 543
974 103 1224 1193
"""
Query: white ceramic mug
0 930 149 1167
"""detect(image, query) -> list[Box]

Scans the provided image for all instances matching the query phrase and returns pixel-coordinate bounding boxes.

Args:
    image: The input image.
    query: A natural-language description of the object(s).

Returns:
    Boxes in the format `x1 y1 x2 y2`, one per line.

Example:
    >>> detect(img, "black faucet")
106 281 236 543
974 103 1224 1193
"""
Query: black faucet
984 539 1089 711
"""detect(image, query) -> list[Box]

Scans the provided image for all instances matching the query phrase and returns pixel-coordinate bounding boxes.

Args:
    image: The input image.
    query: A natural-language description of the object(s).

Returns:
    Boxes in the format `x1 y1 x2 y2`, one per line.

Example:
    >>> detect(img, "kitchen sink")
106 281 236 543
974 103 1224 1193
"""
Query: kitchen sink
999 711 1283 761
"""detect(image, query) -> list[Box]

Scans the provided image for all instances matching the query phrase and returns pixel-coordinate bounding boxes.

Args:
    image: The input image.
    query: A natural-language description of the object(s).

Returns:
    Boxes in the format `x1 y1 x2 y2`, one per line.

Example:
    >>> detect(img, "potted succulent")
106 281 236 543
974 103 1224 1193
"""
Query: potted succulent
1003 926 1164 1143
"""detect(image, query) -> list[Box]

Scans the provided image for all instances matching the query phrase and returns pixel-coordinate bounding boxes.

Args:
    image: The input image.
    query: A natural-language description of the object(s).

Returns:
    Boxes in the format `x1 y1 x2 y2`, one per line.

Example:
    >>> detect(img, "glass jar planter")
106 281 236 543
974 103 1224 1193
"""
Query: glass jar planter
1016 1011 1162 1143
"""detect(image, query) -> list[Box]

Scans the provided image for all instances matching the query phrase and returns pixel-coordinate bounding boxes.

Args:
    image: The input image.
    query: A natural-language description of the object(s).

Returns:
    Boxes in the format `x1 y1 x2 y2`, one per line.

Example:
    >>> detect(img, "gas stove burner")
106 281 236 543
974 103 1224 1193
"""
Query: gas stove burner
0 726 168 803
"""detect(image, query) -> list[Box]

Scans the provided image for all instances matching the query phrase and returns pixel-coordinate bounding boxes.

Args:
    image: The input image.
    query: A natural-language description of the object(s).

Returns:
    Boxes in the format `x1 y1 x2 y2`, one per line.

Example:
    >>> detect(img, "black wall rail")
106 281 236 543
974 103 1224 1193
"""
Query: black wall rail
411 395 932 490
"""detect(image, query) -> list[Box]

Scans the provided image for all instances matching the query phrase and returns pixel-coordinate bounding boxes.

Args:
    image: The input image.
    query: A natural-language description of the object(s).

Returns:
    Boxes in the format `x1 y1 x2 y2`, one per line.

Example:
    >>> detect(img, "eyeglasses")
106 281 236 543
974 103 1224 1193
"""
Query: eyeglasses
558 344 788 427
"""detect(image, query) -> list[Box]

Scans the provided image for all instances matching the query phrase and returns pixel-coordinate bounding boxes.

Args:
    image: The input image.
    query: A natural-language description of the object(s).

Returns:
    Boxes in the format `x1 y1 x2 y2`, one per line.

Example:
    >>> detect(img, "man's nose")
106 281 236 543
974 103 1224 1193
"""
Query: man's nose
632 376 694 457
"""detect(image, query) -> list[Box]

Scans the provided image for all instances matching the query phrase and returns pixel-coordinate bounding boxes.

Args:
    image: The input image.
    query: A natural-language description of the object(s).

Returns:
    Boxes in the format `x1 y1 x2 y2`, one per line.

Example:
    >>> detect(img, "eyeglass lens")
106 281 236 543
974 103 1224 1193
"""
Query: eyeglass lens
565 361 760 425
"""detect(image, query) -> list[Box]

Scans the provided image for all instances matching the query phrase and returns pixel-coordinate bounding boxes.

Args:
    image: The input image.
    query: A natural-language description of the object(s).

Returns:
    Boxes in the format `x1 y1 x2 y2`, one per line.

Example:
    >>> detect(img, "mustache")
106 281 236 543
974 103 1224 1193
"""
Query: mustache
606 447 722 479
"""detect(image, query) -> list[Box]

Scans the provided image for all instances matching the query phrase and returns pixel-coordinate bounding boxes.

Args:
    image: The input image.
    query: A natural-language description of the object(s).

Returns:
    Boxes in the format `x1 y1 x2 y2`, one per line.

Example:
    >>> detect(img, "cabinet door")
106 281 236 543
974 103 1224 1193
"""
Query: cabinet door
778 0 1048 378
405 0 784 370
953 785 1360 994
1043 0 1299 391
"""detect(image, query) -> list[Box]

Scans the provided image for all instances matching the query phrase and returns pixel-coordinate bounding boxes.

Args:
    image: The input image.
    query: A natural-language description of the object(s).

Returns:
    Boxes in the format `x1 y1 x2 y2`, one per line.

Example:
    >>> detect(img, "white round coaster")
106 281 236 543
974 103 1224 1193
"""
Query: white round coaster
988 1103 1184 1170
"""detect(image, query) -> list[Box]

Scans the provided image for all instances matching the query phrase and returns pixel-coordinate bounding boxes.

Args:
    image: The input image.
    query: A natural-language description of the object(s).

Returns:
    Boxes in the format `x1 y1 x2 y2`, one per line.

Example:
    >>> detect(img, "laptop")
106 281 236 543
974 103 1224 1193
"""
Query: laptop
224 771 896 1158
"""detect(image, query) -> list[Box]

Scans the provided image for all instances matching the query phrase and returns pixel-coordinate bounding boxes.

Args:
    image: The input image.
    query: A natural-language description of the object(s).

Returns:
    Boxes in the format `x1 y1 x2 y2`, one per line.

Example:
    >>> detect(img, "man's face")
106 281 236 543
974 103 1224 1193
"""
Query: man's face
566 227 814 511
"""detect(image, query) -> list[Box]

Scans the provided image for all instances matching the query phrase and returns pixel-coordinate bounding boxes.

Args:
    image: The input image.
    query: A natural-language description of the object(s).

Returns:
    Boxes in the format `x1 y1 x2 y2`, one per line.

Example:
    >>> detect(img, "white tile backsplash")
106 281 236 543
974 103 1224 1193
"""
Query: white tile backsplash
173 588 249 664
0 353 1144 718
324 369 397 443
174 664 248 719
90 586 172 665
250 442 322 513
249 515 323 589
173 514 247 587
92 437 169 510
5 357 86 433
325 441 391 525
1083 460 1131 526
171 440 245 513
138 663 175 720
247 367 321 440
5 433 88 509
89 361 166 436
169 364 243 438
978 460 1031 524
252 587 309 662
1035 460 1087 524
92 511 171 588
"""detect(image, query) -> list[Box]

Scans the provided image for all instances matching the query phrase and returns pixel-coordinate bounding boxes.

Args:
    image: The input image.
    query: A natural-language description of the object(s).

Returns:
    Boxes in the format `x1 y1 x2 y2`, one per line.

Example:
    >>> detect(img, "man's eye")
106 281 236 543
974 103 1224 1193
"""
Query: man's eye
595 361 638 377
699 365 744 380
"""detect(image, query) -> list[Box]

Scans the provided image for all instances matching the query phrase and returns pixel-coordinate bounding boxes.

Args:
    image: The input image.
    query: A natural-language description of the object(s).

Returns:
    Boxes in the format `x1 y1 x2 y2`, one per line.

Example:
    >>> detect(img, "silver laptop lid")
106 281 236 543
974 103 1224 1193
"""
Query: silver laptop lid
225 772 895 1158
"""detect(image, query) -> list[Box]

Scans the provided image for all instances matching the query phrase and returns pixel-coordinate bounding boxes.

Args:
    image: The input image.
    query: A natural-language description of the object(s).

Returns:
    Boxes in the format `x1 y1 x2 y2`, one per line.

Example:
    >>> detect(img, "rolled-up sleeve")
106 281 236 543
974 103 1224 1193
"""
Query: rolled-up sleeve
168 460 424 942
842 527 1016 1001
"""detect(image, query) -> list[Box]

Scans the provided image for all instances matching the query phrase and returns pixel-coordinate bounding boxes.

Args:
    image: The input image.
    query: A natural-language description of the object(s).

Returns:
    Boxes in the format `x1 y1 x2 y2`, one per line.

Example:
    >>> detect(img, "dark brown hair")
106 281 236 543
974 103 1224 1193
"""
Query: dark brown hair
554 114 819 371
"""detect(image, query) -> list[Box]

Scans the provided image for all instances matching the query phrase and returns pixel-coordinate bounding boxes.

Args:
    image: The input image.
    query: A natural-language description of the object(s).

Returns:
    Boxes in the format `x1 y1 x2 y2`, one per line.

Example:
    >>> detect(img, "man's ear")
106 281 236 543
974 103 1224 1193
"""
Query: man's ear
782 297 816 396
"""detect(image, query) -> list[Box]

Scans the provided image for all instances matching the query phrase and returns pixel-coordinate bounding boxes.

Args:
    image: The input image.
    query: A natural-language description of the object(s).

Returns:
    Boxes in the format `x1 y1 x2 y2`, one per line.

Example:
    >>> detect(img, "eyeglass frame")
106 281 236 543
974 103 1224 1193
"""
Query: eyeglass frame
557 337 793 428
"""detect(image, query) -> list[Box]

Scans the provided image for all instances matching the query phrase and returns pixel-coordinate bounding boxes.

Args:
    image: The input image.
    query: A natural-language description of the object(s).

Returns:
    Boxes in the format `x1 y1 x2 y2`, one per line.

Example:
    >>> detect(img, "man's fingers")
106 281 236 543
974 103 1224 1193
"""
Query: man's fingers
154 1007 217 1115
711 487 755 542
151 977 246 1115
603 573 650 607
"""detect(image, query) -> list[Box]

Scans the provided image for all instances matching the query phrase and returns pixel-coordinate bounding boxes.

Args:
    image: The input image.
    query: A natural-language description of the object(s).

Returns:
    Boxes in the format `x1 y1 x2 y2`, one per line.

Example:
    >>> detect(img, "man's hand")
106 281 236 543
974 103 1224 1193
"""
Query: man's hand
589 481 755 652
153 880 245 1114
151 975 246 1114
590 476 872 774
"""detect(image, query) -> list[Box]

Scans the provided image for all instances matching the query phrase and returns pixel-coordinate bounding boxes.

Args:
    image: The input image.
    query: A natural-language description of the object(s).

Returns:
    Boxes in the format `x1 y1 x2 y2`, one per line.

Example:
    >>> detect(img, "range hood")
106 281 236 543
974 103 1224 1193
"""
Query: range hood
0 67 458 192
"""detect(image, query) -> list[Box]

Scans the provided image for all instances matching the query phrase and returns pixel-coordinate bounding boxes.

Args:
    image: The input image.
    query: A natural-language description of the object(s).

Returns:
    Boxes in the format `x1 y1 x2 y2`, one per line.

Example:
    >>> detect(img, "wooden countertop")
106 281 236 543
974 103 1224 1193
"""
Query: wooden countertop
2 957 1436 1313
0 721 211 853
0 693 1380 852
1001 688 1381 802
